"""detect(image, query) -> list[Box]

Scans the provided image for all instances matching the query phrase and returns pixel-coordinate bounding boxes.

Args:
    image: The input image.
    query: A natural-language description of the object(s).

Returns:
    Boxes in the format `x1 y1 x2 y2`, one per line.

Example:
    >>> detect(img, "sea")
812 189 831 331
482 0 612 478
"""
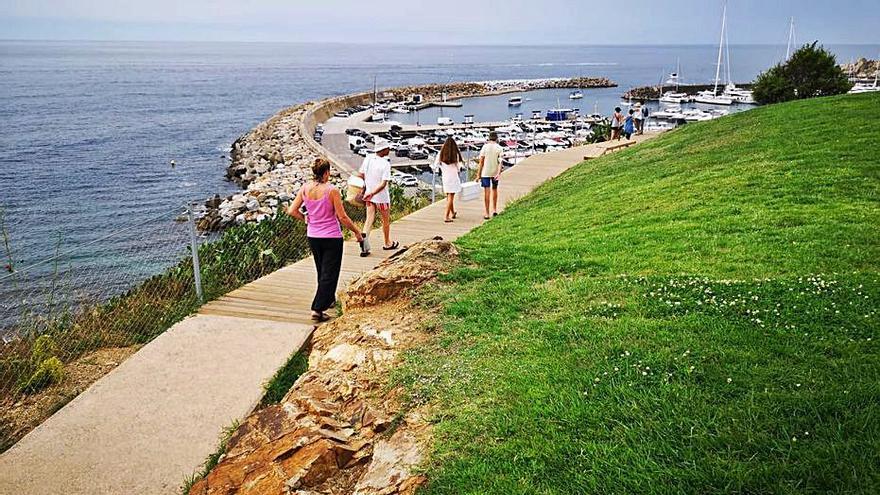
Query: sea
1 41 877 325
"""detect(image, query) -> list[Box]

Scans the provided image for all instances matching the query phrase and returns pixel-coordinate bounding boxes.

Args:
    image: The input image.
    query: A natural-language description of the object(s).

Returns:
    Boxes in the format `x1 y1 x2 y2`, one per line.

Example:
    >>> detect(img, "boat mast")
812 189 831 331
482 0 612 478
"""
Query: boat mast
676 58 681 91
724 10 732 88
785 17 796 60
713 1 727 95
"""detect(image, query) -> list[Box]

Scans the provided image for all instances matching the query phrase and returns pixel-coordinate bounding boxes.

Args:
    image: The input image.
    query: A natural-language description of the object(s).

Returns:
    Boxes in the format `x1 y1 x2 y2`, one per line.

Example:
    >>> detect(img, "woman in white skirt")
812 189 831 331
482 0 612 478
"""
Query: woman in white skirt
435 137 463 223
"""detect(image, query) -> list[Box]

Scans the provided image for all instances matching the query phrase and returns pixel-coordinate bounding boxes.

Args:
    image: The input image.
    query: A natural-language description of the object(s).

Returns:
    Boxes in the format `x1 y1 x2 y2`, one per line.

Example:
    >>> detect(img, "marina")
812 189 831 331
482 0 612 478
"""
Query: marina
322 83 756 194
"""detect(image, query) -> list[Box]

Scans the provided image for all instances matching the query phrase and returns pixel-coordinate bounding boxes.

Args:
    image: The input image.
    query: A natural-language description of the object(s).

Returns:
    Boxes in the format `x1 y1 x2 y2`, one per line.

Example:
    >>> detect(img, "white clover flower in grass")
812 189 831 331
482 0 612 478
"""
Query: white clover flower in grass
727 377 732 383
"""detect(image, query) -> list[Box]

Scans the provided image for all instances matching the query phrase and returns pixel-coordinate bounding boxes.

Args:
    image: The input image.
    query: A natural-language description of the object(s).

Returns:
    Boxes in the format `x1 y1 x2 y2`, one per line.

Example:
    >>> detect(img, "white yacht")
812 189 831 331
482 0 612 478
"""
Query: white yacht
660 91 691 104
508 96 523 107
652 106 686 120
723 84 755 103
849 71 879 94
569 90 584 100
659 60 692 103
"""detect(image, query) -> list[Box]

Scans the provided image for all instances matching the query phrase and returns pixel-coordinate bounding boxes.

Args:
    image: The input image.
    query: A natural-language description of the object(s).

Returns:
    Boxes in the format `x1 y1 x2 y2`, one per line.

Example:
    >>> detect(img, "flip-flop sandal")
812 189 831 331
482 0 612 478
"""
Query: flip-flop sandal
483 215 490 220
493 212 498 217
444 219 453 223
360 251 371 257
382 241 400 250
452 211 458 219
311 312 331 323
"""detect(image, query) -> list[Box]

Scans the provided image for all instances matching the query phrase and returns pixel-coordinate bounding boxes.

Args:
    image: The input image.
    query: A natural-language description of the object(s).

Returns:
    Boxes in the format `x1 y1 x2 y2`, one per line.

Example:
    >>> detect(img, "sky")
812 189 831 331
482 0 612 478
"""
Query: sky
1 0 879 45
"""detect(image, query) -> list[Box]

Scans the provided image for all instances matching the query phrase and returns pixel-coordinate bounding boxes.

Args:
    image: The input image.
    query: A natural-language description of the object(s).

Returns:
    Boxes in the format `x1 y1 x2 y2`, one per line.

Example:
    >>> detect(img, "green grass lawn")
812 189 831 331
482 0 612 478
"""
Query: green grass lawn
396 93 880 494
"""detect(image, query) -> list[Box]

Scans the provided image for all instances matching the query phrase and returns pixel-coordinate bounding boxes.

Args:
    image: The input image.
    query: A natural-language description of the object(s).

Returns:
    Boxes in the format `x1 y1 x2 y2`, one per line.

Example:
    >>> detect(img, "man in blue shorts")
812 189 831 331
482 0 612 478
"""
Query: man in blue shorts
477 131 503 219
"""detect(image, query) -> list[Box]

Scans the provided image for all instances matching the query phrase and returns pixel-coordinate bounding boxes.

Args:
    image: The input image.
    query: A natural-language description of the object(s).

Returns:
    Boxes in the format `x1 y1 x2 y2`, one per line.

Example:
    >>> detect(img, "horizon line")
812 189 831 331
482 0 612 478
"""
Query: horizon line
2 38 879 48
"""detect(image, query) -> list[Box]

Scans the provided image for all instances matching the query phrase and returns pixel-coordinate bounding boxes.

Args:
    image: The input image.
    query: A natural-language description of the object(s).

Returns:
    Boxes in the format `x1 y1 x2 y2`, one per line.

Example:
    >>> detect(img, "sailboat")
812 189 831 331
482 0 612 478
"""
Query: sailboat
721 8 755 104
660 59 692 103
695 1 735 106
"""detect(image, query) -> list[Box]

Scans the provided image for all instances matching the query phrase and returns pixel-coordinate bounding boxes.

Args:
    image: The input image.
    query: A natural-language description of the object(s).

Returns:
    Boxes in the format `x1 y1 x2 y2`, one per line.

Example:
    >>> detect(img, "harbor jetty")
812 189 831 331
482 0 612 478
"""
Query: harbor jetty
623 82 754 101
199 77 615 231
840 57 880 80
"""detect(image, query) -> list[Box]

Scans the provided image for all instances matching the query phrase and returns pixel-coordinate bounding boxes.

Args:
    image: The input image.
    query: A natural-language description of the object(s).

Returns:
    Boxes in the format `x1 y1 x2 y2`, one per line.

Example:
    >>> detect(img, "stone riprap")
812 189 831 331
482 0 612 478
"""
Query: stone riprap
200 77 616 232
840 58 880 80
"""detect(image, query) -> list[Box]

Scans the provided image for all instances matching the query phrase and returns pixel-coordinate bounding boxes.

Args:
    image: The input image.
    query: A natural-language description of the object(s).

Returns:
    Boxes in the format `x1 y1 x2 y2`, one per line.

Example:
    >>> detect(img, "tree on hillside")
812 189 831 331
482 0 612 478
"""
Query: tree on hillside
753 42 852 105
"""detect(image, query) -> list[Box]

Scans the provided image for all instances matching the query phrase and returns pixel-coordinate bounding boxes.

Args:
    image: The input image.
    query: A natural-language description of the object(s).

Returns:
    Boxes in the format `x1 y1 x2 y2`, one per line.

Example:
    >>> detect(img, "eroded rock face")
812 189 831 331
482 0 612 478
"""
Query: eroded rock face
340 240 458 311
190 240 454 495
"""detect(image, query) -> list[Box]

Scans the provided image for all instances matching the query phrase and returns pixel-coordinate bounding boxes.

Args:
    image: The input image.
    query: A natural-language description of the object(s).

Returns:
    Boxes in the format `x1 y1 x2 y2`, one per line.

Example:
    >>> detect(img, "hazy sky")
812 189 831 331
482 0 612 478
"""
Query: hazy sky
2 0 879 45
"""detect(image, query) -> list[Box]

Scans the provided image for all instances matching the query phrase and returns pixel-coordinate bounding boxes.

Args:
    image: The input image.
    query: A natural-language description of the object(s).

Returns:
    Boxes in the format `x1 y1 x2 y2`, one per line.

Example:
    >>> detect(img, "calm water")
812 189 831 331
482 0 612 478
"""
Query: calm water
1 41 877 298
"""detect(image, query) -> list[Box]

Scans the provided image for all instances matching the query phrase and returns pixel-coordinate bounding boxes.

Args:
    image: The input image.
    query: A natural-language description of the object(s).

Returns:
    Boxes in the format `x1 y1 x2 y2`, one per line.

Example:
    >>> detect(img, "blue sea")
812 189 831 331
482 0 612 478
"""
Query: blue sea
1 41 877 322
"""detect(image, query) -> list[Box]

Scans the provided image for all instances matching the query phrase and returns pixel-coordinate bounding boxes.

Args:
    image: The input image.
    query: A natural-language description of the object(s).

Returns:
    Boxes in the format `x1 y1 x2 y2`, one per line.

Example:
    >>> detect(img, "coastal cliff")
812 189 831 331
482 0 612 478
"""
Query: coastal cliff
199 77 615 231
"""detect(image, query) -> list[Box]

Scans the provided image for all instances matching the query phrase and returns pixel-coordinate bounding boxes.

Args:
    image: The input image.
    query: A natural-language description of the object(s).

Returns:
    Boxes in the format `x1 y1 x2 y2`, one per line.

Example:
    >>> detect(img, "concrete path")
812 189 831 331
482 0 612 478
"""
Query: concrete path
0 134 656 494
0 316 313 494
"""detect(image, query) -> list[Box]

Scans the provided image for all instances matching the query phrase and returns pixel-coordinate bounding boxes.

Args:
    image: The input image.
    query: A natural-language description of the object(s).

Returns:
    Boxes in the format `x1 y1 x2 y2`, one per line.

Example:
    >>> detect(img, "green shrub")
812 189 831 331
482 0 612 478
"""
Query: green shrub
31 335 59 364
19 356 63 394
753 41 852 104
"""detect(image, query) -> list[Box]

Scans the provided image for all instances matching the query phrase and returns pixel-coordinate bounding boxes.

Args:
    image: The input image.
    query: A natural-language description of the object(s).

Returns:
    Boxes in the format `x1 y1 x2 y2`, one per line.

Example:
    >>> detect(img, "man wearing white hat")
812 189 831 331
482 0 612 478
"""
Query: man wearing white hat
356 140 398 256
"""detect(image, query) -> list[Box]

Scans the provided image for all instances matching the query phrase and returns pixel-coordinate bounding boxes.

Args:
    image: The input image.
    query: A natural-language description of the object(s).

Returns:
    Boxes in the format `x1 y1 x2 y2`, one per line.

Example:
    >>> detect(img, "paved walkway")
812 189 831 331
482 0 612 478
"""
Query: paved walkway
0 135 656 494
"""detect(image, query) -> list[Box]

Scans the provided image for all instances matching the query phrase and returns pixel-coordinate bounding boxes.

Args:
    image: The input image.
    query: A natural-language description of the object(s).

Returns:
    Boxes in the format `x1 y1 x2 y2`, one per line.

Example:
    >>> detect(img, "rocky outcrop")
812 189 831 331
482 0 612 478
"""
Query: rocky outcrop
189 240 458 495
841 58 879 80
341 240 458 310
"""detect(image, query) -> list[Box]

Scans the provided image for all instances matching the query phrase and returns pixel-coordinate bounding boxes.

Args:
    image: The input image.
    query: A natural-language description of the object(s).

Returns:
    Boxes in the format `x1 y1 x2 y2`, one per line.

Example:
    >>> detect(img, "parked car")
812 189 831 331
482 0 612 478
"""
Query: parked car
395 147 410 158
399 175 419 187
408 147 428 160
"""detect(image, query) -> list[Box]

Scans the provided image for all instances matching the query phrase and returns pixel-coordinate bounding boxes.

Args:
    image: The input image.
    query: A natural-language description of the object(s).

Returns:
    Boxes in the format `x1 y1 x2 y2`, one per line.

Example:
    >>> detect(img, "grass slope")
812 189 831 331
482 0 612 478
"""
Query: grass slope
398 93 880 494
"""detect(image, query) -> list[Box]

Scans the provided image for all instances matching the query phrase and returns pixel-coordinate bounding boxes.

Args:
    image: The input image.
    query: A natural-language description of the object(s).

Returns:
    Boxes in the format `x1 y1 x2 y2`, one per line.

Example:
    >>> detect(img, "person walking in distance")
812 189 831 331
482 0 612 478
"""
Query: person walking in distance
639 104 649 135
623 109 636 140
633 103 644 135
434 137 464 223
287 159 363 322
477 131 504 219
356 141 398 256
611 107 624 140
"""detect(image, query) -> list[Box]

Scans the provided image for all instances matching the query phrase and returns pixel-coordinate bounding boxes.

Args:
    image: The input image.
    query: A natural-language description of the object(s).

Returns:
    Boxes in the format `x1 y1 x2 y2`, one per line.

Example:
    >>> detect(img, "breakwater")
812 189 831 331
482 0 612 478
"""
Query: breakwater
199 77 615 231
623 83 754 101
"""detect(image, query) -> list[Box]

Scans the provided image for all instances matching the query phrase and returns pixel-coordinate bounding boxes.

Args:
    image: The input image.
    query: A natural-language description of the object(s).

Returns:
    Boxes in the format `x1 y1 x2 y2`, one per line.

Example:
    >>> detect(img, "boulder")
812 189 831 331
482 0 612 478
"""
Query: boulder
341 240 458 310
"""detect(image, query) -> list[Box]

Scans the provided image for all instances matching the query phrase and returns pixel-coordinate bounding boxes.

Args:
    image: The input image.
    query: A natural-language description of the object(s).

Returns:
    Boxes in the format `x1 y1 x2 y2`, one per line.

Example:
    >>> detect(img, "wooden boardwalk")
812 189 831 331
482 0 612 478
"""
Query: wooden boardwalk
200 134 657 323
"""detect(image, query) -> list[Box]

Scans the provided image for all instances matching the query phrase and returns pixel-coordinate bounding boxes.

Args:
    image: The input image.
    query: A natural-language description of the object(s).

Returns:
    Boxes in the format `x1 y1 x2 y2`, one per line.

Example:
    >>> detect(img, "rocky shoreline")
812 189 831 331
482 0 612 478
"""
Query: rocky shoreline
198 77 616 232
840 58 879 80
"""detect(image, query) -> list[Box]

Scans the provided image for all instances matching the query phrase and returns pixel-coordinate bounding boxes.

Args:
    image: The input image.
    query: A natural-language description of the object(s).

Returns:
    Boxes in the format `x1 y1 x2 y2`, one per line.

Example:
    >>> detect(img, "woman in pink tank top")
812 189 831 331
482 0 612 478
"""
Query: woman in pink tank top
287 159 363 322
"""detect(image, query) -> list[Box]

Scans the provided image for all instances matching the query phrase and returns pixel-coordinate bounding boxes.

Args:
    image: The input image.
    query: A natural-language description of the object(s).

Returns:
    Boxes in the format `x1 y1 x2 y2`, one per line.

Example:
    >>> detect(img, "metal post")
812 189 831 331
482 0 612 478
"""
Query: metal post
431 168 436 203
187 203 204 303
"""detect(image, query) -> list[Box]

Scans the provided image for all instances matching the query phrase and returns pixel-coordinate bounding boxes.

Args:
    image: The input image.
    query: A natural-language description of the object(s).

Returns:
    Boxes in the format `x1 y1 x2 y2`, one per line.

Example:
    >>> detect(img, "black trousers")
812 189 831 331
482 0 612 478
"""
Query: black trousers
308 237 343 312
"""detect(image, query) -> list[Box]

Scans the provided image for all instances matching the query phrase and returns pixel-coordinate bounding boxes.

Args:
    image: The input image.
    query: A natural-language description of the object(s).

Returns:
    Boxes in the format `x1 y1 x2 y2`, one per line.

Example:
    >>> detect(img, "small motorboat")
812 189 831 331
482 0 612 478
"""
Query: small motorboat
569 90 584 100
508 96 523 107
